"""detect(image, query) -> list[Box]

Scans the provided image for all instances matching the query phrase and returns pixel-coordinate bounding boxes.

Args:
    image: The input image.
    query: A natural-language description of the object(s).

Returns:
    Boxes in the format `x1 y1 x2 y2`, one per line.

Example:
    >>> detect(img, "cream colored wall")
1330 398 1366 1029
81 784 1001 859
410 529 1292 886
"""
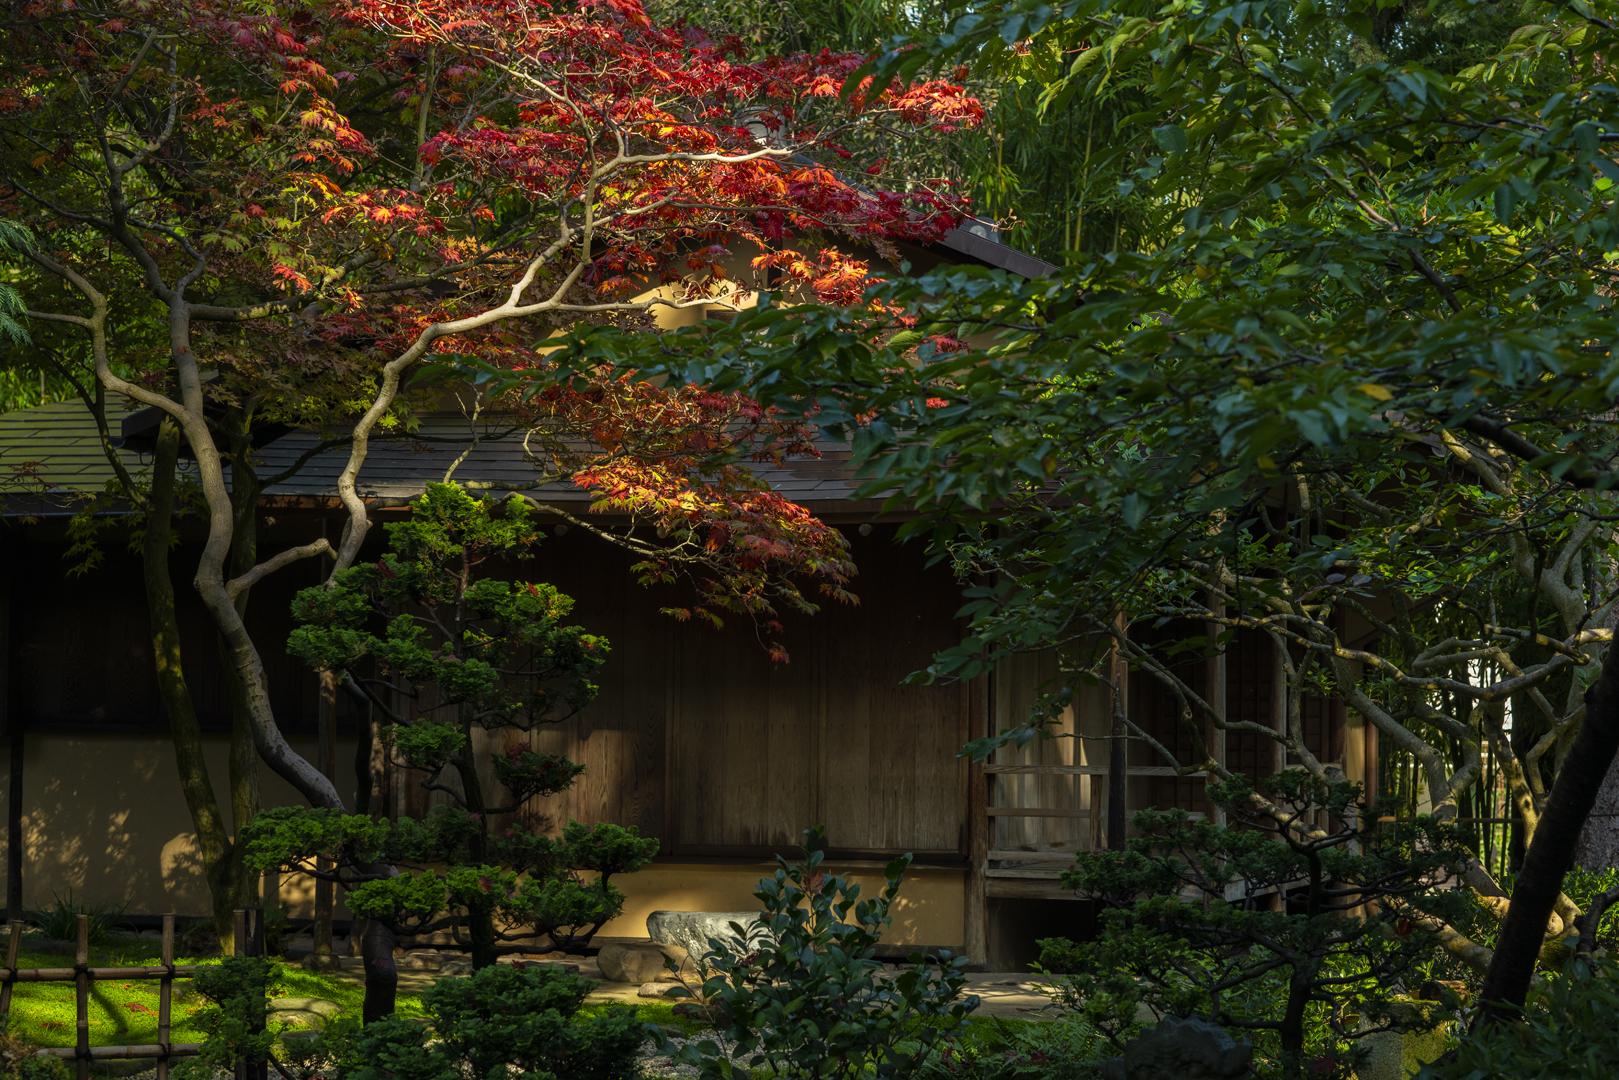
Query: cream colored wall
0 732 357 919
596 861 965 947
0 734 967 947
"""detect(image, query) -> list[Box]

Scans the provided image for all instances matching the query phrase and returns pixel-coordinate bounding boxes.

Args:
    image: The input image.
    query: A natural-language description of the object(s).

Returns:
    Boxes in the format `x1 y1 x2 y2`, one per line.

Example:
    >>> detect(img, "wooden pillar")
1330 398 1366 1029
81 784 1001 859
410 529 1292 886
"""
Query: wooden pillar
963 673 989 966
6 729 19 923
1272 637 1288 776
1206 598 1227 826
0 554 17 922
75 915 88 1080
314 670 337 958
1108 615 1129 851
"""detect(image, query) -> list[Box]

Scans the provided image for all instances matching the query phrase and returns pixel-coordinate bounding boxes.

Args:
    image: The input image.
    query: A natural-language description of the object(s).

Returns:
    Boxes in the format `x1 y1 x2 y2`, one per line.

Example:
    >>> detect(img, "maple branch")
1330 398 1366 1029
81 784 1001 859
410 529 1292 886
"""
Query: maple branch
113 39 182 179
226 539 335 600
330 229 591 573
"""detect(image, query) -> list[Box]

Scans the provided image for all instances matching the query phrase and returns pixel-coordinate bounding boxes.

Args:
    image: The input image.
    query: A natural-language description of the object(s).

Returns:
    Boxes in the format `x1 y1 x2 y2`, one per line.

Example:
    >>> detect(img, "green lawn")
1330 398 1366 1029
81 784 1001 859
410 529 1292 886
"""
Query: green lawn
4 937 426 1049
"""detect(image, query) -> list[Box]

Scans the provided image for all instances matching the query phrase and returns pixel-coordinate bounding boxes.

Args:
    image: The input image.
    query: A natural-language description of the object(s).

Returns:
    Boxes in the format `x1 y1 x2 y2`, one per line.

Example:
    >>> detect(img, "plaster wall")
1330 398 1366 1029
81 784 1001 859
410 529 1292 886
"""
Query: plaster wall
0 734 966 948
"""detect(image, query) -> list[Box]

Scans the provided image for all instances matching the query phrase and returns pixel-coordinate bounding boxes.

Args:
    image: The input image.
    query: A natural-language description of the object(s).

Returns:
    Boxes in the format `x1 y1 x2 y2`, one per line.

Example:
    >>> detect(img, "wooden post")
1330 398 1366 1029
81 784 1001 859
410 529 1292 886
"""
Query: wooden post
0 919 19 1027
0 558 15 923
157 914 173 1080
6 729 21 924
233 909 267 1080
314 672 337 960
963 673 989 966
75 914 88 1080
1206 598 1227 827
1272 637 1288 775
261 870 279 961
1107 615 1129 851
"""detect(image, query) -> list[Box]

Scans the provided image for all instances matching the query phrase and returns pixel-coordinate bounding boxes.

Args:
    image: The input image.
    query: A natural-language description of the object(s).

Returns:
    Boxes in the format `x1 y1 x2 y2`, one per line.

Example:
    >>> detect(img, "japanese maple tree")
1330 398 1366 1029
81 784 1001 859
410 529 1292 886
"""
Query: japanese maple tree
1 0 979 1018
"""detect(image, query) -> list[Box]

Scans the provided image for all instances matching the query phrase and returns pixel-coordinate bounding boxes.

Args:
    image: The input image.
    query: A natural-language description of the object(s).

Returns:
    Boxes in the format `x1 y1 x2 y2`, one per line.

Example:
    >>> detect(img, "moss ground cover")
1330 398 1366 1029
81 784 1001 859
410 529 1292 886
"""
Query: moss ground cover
4 936 425 1049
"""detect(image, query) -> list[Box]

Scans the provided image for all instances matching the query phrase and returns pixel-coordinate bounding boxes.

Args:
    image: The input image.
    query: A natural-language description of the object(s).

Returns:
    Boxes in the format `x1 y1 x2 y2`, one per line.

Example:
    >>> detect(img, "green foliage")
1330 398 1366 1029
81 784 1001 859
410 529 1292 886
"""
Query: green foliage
915 1018 1112 1080
289 483 608 733
1037 772 1473 1078
263 482 650 963
350 964 648 1080
182 957 280 1076
675 826 979 1079
0 221 34 348
244 806 656 955
1416 953 1619 1079
525 0 1619 1002
0 1028 66 1080
25 891 125 945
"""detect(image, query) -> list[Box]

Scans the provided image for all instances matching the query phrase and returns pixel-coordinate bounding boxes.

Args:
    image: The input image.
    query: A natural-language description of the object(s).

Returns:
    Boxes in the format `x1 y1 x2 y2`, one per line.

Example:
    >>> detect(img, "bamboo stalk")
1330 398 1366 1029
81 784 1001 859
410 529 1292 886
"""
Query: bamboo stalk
157 914 173 1080
38 1045 204 1060
74 914 88 1080
0 966 202 982
0 919 19 1027
234 909 246 1080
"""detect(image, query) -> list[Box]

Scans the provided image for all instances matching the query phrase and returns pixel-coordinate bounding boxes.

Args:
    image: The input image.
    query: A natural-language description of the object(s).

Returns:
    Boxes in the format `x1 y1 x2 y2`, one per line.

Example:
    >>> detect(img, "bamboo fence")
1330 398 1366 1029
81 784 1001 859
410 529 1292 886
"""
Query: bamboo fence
0 910 271 1080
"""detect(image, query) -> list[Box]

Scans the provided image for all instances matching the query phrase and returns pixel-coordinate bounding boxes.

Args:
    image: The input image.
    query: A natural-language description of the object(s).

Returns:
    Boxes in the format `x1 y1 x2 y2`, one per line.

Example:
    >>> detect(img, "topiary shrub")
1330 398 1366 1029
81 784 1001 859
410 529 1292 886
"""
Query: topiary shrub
250 483 656 971
352 963 649 1080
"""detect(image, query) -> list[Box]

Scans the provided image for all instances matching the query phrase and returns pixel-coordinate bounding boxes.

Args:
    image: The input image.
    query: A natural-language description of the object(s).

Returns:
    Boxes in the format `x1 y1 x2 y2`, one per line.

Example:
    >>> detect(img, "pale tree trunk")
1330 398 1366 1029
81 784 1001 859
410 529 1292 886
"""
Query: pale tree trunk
143 417 247 953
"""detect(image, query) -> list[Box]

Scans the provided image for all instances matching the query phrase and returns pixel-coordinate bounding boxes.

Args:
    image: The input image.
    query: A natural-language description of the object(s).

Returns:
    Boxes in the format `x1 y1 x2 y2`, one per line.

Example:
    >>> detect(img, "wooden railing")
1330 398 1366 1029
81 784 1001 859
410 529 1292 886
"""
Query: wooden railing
0 909 271 1080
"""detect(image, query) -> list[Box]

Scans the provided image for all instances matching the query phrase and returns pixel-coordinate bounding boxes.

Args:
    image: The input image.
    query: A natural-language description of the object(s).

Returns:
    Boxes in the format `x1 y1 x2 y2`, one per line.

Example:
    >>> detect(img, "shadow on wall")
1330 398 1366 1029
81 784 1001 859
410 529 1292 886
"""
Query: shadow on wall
0 732 359 918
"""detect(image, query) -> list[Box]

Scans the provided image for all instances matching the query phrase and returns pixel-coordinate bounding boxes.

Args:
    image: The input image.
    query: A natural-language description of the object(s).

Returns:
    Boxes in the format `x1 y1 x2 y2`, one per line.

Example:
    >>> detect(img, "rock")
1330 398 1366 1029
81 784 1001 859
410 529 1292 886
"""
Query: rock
396 952 442 970
599 941 690 983
439 956 473 976
638 982 688 999
646 911 768 966
1358 997 1449 1080
268 997 342 1032
299 953 342 972
1100 1015 1253 1080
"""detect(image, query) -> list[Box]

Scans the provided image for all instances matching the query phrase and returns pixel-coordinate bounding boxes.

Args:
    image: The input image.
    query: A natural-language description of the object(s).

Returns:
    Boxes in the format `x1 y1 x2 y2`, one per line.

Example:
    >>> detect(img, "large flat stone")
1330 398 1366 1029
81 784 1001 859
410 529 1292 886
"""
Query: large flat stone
598 941 688 983
645 911 769 966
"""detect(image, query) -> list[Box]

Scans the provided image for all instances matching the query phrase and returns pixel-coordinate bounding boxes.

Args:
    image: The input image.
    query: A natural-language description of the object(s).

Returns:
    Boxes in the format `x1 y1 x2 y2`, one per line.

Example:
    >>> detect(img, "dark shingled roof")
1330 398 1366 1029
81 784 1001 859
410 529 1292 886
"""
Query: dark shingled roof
0 228 1046 515
0 400 867 514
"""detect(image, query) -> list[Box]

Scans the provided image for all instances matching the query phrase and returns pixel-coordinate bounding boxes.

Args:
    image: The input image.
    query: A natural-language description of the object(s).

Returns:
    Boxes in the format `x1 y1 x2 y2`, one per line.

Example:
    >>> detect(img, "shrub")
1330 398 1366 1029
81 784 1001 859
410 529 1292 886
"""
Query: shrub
25 891 125 945
177 956 280 1078
351 963 648 1080
0 1029 67 1080
673 826 980 1079
1041 771 1475 1079
1415 953 1619 1080
916 1018 1112 1080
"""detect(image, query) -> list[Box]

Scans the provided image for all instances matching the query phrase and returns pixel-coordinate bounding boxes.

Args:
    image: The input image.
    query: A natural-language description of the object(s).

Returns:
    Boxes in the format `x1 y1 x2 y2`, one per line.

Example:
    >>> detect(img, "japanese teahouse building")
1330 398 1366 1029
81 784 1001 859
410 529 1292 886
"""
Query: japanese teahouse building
0 228 1373 970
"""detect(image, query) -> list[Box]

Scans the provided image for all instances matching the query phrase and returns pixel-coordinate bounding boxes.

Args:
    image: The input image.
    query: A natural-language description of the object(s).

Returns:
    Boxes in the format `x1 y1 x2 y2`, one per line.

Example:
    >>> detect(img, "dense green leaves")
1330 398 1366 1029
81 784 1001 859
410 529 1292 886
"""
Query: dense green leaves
351 965 647 1080
257 482 654 966
1042 772 1478 1077
674 828 979 1079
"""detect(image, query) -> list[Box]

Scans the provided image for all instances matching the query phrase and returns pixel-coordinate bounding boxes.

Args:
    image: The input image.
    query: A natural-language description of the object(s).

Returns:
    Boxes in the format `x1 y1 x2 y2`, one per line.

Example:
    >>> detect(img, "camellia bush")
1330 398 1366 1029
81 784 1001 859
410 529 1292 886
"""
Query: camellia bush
672 826 980 1080
246 482 657 978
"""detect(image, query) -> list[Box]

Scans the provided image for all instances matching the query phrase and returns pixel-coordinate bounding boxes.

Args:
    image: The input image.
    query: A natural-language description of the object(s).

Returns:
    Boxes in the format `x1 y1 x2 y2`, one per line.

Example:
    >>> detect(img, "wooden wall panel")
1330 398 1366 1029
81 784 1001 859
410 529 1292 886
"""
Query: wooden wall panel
9 538 325 734
667 524 969 857
11 519 969 858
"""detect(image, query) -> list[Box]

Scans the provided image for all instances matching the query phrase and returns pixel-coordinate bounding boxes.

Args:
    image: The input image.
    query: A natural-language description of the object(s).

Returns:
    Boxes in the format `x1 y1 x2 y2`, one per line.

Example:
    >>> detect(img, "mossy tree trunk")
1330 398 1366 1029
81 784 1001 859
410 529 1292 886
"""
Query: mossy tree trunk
143 416 247 953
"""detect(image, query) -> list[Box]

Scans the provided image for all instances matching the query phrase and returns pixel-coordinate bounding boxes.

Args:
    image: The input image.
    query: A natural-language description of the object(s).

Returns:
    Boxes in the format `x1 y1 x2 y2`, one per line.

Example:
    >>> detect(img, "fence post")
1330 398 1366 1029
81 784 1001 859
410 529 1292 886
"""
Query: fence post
157 914 173 1080
0 918 20 1028
232 909 268 1080
74 913 88 1080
